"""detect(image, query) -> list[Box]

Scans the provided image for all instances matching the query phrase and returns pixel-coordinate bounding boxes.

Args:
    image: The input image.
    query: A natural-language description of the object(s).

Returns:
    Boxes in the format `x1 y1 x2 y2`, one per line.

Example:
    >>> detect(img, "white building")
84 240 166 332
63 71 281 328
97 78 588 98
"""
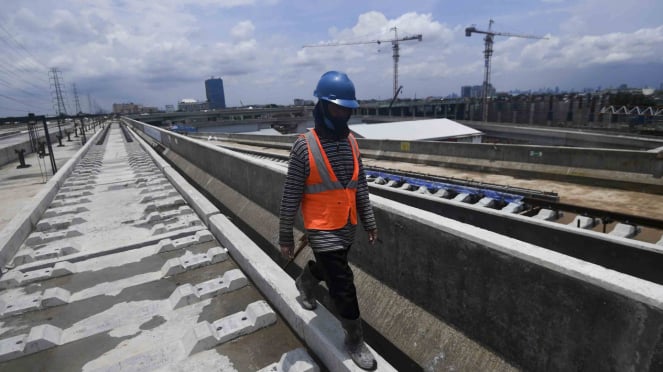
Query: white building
177 98 208 112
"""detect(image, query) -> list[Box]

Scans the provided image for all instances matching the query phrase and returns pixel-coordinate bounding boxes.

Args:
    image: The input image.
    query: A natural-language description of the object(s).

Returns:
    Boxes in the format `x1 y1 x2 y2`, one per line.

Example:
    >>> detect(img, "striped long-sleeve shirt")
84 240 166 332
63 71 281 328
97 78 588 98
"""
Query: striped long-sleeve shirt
278 130 377 253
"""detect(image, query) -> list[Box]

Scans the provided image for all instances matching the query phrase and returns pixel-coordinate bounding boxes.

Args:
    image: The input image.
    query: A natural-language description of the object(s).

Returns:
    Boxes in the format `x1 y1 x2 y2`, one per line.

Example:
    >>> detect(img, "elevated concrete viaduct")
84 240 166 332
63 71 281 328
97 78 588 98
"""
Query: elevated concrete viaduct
193 129 663 193
124 117 663 371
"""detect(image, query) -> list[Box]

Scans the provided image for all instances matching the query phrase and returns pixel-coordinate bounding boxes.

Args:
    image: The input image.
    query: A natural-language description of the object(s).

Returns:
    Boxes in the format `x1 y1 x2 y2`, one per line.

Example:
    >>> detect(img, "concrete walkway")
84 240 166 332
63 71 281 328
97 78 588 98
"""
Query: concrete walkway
0 134 84 231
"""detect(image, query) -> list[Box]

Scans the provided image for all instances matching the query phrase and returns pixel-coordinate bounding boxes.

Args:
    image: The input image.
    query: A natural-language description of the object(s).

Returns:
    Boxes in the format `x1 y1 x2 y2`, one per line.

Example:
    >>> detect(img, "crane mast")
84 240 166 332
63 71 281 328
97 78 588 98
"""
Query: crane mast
303 27 422 99
465 19 546 122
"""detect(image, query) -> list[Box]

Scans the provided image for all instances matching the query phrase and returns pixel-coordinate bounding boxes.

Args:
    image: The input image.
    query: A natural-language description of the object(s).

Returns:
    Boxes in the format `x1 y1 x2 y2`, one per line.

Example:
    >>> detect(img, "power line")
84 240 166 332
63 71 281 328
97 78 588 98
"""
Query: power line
0 92 51 111
0 23 49 70
0 61 48 93
0 77 50 102
0 21 51 116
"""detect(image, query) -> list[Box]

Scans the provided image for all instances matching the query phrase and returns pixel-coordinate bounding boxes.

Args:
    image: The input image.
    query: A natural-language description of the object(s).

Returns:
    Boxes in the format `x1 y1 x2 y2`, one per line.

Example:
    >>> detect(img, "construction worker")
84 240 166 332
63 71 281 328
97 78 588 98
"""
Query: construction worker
279 70 379 370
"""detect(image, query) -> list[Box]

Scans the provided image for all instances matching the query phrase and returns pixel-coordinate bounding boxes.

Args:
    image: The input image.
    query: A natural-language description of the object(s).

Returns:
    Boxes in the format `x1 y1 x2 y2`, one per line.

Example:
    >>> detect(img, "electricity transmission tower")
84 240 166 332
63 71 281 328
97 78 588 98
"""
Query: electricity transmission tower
49 68 68 116
72 83 82 114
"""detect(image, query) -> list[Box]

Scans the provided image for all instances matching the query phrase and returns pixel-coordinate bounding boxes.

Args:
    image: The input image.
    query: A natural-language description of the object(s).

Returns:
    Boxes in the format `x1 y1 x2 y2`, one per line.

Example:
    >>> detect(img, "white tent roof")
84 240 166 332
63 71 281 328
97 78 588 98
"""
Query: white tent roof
350 118 482 141
238 127 282 135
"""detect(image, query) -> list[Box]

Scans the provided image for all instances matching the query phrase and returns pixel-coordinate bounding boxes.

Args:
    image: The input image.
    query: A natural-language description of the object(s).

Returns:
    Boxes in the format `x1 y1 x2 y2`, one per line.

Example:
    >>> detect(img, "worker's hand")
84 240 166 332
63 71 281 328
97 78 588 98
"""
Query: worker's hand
367 228 378 246
280 244 295 259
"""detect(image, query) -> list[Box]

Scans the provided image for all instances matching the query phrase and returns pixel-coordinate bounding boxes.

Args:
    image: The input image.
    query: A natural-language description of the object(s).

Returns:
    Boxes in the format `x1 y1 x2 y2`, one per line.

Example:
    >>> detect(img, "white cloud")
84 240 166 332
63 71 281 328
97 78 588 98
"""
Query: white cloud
515 26 663 70
0 1 661 115
231 21 255 40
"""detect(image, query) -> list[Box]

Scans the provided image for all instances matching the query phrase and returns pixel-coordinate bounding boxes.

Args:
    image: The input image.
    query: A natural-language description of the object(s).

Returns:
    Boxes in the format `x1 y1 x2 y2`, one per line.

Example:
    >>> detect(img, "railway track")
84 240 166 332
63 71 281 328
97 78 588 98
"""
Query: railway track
213 141 663 245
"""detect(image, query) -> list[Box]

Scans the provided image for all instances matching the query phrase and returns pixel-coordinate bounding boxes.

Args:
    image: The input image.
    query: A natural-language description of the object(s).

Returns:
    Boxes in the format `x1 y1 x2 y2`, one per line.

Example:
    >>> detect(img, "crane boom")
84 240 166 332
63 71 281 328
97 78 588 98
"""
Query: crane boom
465 19 547 122
303 27 422 98
465 26 542 40
303 34 421 48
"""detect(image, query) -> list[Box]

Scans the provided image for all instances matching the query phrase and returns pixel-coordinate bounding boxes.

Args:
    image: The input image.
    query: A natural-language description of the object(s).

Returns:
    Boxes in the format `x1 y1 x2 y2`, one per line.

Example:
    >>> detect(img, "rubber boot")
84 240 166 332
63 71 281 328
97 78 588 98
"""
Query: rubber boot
295 262 318 310
341 317 377 370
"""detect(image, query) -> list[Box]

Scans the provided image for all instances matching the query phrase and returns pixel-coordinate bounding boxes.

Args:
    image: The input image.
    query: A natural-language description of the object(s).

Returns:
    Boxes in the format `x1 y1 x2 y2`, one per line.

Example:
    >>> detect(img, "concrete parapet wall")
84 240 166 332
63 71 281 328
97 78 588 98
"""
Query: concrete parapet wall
370 185 663 286
355 137 662 177
363 199 663 371
123 118 663 371
194 129 663 187
462 121 663 150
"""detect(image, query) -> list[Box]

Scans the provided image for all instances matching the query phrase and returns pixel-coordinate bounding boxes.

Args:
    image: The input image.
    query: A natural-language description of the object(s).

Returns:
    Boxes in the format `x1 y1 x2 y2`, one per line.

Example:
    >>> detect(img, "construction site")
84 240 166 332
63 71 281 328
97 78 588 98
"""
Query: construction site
0 13 662 372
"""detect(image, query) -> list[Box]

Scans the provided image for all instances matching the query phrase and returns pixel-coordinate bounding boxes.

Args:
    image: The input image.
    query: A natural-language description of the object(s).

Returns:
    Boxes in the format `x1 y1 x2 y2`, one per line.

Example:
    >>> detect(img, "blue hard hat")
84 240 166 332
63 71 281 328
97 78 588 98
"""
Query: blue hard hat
313 71 359 109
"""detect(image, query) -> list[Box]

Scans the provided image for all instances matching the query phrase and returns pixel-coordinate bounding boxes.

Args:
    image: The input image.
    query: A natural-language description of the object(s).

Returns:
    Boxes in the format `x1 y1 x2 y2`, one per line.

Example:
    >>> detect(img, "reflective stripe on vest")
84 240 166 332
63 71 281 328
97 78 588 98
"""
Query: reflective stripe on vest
301 130 360 230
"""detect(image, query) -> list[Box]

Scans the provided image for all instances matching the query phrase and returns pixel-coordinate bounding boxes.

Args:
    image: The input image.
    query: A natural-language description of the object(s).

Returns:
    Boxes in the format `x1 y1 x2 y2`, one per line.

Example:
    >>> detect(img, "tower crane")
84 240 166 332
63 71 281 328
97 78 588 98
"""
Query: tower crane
465 19 547 122
303 27 422 100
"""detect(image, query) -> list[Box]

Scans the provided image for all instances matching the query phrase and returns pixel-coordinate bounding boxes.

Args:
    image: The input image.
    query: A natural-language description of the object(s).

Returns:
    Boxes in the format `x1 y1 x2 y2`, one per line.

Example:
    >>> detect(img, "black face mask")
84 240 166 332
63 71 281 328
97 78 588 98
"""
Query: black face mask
321 100 350 133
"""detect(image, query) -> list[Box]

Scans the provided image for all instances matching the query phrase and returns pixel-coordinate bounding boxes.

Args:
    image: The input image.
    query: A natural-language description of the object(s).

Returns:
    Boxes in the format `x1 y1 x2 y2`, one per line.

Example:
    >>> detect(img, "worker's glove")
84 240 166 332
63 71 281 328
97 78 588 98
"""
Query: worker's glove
280 244 295 259
367 228 378 246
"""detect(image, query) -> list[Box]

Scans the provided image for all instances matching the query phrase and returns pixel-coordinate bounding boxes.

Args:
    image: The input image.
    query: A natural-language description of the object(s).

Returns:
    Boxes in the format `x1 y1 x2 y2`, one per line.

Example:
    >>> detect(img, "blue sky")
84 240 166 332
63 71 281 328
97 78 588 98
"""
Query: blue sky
1 0 662 116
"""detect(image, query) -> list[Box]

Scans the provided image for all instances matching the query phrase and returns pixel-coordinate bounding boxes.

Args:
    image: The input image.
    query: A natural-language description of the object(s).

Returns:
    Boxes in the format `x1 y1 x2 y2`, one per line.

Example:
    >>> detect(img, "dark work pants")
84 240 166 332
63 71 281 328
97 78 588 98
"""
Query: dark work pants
308 247 360 320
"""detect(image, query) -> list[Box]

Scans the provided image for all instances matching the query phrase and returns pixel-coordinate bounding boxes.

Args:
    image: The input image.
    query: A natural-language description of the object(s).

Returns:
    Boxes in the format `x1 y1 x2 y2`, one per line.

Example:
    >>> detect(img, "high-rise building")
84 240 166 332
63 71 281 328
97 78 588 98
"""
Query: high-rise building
205 77 226 109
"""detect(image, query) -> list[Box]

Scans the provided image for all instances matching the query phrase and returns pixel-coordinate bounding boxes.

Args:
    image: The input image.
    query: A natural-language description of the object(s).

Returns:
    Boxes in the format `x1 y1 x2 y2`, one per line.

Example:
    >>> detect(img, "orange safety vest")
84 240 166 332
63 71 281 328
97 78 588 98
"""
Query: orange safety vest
301 129 360 230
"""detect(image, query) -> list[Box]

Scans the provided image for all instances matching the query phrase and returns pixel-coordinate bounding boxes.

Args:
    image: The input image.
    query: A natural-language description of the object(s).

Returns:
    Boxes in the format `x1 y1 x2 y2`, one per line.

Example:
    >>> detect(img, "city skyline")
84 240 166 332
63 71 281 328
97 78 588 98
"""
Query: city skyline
1 0 662 117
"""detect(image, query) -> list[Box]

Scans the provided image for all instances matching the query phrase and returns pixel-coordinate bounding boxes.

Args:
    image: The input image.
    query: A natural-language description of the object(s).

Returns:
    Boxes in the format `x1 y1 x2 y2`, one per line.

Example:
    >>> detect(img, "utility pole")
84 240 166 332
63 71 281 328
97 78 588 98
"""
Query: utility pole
465 20 546 122
49 68 68 116
87 93 93 114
